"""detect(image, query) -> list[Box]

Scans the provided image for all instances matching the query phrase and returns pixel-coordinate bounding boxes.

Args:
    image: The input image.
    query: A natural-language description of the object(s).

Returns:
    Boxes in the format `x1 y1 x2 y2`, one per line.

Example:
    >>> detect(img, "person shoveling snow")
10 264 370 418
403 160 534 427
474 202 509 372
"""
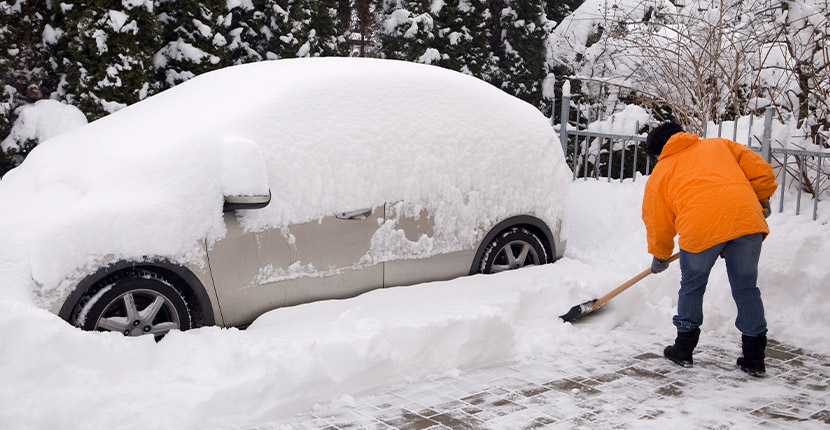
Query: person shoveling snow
642 122 777 376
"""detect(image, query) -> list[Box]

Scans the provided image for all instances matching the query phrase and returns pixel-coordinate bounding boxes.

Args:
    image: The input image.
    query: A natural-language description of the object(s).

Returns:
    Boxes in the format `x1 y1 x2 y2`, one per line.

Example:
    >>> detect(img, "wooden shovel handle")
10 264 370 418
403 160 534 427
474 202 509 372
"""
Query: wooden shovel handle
591 253 680 311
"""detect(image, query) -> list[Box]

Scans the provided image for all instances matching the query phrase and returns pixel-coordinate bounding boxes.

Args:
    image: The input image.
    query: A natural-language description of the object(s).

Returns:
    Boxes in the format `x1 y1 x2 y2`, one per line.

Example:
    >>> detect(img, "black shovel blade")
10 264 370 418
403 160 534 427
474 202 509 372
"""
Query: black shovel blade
559 299 599 323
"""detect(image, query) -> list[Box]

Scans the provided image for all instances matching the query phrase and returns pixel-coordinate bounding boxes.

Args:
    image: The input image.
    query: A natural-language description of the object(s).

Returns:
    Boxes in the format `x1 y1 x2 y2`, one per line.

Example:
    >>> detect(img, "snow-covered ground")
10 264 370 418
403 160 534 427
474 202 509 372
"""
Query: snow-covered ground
1 177 827 430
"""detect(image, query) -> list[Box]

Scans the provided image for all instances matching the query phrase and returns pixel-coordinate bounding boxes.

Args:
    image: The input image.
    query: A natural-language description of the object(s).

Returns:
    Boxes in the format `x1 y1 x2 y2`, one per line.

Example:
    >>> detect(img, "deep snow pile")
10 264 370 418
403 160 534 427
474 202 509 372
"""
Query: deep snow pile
0 57 568 310
1 178 827 430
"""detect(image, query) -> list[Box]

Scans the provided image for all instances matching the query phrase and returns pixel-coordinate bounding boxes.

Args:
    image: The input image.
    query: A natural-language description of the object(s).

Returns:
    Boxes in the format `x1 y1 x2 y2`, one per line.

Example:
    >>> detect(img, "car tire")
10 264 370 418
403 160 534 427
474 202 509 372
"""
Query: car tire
478 227 547 274
76 270 192 338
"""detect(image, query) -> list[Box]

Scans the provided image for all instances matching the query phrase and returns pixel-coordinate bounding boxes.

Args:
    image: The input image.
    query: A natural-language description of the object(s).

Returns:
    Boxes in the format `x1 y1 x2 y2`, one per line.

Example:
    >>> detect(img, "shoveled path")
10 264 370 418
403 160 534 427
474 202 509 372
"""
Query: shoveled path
250 338 830 429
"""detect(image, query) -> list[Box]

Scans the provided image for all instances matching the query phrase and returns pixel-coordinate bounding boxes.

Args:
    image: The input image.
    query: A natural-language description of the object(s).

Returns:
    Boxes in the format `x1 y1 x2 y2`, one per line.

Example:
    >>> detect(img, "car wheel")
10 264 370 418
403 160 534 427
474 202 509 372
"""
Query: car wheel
478 227 547 274
76 270 192 338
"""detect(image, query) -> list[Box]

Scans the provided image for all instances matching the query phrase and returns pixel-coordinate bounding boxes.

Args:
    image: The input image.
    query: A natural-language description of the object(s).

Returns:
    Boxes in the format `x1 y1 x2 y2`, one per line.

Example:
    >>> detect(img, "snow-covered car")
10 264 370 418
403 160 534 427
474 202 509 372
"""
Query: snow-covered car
0 58 569 337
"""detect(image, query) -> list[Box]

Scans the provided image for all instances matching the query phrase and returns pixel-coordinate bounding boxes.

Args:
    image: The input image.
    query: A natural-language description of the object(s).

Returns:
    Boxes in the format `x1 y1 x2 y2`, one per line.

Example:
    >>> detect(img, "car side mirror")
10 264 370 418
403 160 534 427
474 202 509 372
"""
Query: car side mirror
219 136 270 212
223 191 271 212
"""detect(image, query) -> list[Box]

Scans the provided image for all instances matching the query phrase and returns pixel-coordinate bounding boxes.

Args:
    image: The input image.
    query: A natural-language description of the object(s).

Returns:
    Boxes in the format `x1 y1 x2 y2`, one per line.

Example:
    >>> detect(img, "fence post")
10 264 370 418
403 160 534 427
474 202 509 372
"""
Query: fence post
761 106 774 162
559 95 570 157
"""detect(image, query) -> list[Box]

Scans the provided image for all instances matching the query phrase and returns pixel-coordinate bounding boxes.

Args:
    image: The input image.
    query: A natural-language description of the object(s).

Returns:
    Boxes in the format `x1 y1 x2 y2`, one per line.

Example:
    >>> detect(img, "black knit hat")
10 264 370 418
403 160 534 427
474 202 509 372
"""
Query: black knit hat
645 122 684 157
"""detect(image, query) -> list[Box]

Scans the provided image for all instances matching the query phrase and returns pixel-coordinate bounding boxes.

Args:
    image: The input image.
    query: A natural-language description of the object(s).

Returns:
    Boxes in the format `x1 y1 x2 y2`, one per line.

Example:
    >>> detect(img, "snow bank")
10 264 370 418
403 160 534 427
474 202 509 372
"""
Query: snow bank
0 99 87 151
0 58 568 309
1 179 827 430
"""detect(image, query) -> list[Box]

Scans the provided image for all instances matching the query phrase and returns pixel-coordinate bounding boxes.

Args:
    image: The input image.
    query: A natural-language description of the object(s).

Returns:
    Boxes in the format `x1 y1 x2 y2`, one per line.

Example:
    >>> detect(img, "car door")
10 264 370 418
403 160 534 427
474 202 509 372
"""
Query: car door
382 202 474 288
207 205 385 326
284 205 385 306
206 212 293 327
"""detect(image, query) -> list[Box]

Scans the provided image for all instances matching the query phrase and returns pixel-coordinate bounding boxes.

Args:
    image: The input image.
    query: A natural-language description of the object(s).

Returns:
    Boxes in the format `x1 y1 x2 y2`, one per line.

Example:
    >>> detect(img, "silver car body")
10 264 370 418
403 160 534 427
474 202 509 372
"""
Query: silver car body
54 207 565 328
208 206 566 327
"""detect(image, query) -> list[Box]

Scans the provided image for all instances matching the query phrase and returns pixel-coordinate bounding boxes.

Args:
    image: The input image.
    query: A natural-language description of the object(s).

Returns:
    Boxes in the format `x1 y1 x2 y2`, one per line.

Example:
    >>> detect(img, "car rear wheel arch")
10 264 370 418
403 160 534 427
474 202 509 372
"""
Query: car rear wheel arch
59 260 216 331
469 215 556 275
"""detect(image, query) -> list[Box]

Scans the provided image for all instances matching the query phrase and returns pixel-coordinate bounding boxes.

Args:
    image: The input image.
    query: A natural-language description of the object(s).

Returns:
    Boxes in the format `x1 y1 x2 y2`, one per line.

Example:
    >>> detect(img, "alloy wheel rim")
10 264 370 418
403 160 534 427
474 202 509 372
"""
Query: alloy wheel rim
490 240 541 273
94 288 181 337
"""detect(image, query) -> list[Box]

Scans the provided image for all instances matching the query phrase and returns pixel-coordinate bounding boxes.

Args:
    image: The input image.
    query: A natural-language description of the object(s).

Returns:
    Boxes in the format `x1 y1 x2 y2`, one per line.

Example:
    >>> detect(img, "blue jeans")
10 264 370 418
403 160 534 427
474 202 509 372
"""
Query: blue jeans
674 233 767 336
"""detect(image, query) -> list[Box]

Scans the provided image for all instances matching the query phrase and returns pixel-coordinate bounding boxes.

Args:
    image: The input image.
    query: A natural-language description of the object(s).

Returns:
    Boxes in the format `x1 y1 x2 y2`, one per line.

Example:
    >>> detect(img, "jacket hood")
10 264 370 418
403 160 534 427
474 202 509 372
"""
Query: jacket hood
659 132 700 159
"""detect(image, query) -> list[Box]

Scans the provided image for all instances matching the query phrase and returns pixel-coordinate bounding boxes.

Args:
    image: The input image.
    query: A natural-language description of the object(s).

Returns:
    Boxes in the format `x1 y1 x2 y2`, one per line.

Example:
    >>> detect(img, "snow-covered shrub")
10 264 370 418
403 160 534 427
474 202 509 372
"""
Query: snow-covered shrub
548 0 829 141
378 0 553 112
53 0 161 120
0 99 87 176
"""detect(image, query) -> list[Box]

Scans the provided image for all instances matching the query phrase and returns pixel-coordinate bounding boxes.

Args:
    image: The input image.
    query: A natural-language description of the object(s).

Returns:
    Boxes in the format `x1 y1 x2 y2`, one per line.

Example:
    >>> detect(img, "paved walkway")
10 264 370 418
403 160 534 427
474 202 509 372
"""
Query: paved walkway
259 338 830 429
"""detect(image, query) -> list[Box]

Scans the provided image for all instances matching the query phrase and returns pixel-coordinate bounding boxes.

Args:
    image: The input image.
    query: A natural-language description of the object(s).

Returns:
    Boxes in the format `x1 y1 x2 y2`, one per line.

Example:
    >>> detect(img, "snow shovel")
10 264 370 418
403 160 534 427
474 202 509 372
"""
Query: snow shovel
559 253 680 323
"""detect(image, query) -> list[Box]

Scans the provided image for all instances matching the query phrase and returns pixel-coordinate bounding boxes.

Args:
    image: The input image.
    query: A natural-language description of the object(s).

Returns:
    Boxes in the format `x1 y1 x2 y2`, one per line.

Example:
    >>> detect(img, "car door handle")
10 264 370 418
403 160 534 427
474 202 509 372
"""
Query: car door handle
335 208 373 220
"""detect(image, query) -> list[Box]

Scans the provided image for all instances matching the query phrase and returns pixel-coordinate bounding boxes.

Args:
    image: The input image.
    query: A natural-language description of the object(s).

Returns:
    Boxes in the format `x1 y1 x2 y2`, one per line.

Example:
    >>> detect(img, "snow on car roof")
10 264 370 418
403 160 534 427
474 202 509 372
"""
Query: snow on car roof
0 57 569 307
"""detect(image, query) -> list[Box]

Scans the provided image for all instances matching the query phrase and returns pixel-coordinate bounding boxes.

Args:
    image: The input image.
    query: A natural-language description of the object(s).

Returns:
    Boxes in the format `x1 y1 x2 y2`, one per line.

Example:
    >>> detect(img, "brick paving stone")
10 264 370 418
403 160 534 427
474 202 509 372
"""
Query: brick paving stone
810 409 830 424
542 378 602 399
527 394 593 421
654 382 684 397
374 409 441 430
476 407 557 430
490 375 547 394
459 391 527 417
615 365 669 382
585 372 624 385
249 339 830 430
429 410 486 430
576 393 635 417
750 403 812 424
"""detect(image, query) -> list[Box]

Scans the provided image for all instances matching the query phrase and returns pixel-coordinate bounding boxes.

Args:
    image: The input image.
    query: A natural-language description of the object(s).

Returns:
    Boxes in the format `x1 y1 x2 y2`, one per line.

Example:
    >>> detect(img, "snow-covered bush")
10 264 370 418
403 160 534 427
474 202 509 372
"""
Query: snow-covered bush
498 0 552 113
0 99 87 177
53 0 161 120
378 1 435 61
548 0 829 138
0 0 59 158
378 0 554 112
1 99 87 150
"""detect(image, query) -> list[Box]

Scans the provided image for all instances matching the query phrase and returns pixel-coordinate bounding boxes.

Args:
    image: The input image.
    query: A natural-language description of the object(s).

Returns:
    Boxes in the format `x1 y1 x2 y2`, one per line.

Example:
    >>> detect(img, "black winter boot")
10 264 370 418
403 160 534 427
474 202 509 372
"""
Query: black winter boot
737 334 767 377
664 328 700 368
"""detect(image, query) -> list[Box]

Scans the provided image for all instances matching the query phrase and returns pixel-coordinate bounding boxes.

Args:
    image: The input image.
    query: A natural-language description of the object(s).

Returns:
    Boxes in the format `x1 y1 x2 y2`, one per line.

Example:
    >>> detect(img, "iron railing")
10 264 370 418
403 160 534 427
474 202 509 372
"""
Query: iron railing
556 95 653 183
556 96 829 220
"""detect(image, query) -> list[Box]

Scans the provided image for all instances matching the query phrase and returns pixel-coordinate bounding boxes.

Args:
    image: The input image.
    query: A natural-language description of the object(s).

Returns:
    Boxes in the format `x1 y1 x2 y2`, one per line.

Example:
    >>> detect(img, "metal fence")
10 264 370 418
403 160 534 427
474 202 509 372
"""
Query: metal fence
556 95 829 220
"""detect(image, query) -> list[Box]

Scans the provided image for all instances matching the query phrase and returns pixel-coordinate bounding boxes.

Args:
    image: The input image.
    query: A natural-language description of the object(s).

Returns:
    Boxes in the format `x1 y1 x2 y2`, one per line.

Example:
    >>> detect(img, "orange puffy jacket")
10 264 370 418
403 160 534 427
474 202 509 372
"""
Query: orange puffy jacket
642 132 777 259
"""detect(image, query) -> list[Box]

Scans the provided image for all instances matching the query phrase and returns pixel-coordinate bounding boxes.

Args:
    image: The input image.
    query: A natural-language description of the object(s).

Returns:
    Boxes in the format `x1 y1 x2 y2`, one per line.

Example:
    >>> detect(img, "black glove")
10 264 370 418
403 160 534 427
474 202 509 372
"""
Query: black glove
760 201 771 218
651 256 669 274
